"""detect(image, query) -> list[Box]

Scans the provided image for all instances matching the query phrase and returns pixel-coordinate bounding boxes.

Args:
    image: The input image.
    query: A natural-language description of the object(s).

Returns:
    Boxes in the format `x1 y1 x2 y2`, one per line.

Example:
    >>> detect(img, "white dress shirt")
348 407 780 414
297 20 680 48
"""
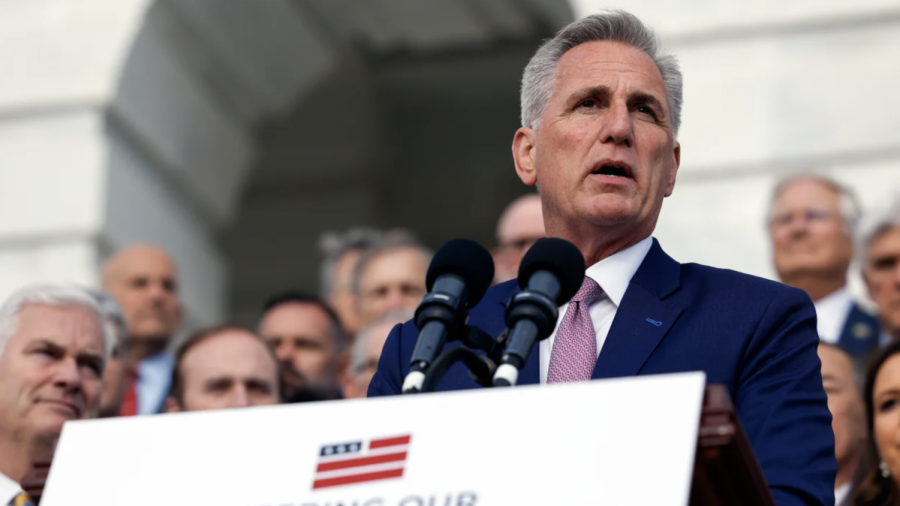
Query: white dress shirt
834 481 851 506
813 287 854 345
539 236 653 384
0 471 23 506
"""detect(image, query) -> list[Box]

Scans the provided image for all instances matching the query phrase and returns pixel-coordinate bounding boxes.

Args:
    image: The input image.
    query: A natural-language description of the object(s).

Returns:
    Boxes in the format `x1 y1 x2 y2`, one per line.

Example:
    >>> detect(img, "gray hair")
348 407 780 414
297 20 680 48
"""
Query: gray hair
0 284 117 360
768 173 862 235
860 195 900 260
351 229 434 295
317 228 383 299
521 9 683 138
350 309 414 376
86 289 129 357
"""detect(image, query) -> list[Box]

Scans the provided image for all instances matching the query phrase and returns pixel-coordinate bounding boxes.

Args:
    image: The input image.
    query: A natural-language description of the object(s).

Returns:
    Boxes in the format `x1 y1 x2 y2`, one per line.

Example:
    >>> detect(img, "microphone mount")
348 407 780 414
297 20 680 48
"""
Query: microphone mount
410 325 504 393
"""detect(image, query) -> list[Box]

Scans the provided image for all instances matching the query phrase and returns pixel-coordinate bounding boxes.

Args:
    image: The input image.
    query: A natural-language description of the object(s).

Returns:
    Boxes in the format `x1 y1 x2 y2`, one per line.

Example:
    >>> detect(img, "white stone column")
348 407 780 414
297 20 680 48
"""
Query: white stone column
0 0 242 326
1 0 342 326
0 0 153 300
568 0 900 282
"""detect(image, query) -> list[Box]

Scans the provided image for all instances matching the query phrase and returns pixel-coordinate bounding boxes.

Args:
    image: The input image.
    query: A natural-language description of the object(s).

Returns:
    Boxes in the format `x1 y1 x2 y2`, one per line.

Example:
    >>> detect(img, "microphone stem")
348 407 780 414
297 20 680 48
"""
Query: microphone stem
421 347 496 393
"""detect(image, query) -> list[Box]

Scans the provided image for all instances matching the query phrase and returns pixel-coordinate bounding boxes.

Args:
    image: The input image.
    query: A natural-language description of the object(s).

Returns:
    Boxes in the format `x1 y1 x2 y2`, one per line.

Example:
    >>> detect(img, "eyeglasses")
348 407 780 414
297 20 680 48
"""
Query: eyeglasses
770 208 836 229
497 236 543 253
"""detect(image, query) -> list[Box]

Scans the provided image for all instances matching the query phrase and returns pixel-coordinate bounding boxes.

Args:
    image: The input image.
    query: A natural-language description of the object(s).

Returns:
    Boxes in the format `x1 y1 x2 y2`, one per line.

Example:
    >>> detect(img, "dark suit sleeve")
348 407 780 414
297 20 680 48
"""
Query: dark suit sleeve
735 287 837 506
367 322 405 397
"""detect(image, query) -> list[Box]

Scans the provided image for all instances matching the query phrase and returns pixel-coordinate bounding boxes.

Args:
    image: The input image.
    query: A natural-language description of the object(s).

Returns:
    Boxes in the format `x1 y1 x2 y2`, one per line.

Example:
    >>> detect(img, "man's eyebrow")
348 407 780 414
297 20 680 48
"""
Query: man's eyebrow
204 377 234 387
629 91 666 115
871 253 900 264
78 351 106 369
290 336 325 348
246 378 275 392
30 339 64 353
567 85 611 102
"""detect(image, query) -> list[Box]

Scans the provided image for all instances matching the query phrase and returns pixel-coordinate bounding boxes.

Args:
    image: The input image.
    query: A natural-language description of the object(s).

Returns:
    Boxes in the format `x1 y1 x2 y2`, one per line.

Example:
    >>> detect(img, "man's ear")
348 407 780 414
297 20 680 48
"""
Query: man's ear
664 142 681 198
513 127 538 186
164 397 181 413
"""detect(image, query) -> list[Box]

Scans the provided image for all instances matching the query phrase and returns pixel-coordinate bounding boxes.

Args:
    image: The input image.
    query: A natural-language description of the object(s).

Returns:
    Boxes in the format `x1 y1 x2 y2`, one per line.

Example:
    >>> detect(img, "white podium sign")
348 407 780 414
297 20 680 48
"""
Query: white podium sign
42 372 705 506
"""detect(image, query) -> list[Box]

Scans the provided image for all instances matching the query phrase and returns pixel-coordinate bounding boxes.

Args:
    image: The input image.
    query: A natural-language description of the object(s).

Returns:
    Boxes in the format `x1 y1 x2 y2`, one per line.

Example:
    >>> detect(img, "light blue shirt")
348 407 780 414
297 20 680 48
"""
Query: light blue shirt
136 351 174 415
0 471 23 506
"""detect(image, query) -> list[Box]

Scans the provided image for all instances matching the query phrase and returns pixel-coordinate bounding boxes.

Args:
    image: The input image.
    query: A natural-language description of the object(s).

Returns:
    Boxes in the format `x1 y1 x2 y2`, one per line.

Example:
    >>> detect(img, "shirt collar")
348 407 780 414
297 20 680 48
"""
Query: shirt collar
815 286 852 313
584 236 654 306
834 481 851 505
0 470 23 506
813 287 854 342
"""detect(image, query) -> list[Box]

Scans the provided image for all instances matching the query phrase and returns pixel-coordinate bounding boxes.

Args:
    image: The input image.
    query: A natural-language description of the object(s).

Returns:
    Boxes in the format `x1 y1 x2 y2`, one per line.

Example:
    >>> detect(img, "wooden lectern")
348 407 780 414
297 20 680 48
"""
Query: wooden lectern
25 384 777 505
691 384 776 506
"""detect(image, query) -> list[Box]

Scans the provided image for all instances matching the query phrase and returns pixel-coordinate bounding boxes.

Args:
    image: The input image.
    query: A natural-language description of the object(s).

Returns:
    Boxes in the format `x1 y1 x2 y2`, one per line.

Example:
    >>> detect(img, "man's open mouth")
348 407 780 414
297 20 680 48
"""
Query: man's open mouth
591 161 633 179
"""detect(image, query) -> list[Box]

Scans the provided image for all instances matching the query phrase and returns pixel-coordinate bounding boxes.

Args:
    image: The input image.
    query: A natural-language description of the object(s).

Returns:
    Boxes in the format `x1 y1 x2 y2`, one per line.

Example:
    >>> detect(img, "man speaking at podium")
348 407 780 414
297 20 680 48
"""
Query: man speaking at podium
369 10 835 506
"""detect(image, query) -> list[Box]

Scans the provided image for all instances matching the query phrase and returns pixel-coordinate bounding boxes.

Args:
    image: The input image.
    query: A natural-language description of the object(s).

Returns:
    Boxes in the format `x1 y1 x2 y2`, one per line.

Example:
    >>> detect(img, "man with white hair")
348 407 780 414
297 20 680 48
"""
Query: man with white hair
342 310 413 399
0 285 114 505
318 228 382 337
862 198 900 344
769 174 880 357
352 231 432 330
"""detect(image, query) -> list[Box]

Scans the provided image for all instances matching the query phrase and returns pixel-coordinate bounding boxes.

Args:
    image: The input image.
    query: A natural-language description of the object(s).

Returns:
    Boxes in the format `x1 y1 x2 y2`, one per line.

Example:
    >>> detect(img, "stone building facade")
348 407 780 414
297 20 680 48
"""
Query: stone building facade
2 0 898 327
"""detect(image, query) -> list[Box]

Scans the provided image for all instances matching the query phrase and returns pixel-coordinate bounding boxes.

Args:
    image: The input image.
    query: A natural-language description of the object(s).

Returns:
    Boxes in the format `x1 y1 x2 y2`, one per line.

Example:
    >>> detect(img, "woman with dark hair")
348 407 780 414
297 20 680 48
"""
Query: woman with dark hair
852 340 900 505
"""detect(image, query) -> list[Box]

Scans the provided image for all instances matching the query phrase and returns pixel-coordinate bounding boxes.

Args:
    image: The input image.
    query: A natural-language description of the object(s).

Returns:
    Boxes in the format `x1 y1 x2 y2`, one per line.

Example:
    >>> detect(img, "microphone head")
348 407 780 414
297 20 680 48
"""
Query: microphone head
425 238 495 307
517 238 586 304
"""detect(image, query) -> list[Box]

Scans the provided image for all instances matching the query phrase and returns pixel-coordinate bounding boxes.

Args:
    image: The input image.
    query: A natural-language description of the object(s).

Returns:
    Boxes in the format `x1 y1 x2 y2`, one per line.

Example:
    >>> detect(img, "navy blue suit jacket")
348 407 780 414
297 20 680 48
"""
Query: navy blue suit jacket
837 302 881 358
369 239 836 506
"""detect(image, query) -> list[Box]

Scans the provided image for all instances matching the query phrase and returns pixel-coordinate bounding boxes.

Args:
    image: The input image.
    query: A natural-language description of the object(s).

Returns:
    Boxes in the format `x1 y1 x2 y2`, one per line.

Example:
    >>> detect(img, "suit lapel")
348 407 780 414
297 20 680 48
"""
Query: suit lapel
837 303 879 356
592 239 684 379
592 284 682 378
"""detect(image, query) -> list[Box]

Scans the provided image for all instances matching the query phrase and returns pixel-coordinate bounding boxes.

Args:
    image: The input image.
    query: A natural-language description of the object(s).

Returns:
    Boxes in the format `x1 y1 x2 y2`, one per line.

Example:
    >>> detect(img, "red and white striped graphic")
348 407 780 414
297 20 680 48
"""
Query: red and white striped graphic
312 435 411 490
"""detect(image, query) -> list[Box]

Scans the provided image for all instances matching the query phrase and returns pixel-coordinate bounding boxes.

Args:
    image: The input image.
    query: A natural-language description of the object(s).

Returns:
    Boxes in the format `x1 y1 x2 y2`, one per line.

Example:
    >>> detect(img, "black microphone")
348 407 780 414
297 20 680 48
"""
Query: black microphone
493 238 585 386
402 238 494 393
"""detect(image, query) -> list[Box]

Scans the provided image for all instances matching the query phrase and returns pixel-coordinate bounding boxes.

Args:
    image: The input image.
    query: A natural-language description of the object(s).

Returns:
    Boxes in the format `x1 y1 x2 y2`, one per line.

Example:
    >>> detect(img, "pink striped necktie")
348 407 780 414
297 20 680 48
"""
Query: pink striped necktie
547 277 604 383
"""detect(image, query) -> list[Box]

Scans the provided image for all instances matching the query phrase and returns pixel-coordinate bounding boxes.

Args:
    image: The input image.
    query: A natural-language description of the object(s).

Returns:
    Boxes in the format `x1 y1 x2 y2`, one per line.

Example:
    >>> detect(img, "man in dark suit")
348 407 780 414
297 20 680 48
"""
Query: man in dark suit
769 174 880 357
862 198 900 345
102 244 183 415
369 10 836 506
0 285 113 504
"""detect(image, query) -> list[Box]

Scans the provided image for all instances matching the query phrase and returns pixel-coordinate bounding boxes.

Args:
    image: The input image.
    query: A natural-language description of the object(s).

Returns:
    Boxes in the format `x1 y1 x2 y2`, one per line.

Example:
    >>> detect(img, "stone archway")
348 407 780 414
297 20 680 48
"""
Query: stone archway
0 0 573 328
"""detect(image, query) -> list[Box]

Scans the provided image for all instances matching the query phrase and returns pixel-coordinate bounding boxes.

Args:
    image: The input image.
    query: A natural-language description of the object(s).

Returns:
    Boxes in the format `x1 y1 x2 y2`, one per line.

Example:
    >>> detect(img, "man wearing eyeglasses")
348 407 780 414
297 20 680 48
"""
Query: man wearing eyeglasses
861 198 900 345
492 193 545 284
768 174 880 357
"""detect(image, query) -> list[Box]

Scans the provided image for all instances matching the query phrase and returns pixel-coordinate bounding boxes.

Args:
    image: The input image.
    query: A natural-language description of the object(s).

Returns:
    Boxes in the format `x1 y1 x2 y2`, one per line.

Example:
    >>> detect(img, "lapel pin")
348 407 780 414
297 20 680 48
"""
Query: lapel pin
853 322 872 340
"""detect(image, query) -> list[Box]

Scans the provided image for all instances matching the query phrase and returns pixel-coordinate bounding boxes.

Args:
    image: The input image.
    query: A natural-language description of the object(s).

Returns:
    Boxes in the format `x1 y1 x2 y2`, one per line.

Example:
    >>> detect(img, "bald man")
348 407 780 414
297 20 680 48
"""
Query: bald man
102 244 183 415
492 194 545 284
165 325 281 412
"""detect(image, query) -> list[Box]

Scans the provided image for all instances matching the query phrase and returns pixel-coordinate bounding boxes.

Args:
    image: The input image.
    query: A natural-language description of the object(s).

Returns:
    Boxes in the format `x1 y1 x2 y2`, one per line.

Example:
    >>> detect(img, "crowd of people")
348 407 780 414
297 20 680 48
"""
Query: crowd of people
1 8 900 506
0 192 546 503
769 175 900 504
